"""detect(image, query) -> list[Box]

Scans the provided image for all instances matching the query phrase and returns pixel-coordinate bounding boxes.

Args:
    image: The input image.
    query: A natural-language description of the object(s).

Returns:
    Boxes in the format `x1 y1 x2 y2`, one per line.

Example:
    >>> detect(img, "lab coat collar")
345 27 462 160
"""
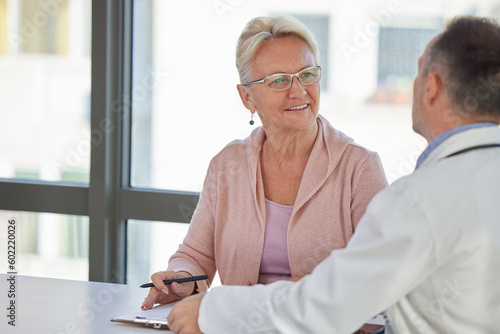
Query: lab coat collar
418 126 500 169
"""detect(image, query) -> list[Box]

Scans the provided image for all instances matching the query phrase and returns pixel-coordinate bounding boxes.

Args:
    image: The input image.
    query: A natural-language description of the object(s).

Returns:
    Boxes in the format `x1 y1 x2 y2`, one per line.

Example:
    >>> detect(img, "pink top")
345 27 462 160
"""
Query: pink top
258 199 293 284
168 115 388 290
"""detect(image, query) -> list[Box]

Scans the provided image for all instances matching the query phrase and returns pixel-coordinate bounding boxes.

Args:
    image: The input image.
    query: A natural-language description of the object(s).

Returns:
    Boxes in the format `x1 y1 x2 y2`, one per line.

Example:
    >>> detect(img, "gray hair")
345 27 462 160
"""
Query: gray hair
424 16 500 117
236 15 320 85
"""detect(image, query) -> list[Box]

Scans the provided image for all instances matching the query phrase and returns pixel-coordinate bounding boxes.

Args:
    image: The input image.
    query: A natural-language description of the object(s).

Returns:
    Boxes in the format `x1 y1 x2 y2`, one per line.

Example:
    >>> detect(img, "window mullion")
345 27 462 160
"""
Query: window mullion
89 0 131 283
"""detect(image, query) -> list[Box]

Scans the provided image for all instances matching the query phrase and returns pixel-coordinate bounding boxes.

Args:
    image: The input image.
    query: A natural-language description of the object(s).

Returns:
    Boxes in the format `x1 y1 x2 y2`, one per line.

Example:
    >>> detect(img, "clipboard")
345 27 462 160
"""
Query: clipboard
111 302 178 330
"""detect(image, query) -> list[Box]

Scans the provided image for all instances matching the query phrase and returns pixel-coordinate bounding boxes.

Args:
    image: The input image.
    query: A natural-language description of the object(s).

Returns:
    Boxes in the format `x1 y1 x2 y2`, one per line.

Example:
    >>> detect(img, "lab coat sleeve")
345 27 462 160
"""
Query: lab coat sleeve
198 182 438 333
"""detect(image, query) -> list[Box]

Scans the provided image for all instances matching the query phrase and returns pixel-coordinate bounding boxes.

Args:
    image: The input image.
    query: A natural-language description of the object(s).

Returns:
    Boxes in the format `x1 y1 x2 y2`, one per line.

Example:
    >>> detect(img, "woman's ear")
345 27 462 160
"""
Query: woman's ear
237 84 256 112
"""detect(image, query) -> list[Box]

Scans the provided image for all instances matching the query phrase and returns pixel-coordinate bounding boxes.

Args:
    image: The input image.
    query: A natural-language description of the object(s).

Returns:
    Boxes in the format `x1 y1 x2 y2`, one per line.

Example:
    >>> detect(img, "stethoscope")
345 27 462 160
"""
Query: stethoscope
445 144 500 159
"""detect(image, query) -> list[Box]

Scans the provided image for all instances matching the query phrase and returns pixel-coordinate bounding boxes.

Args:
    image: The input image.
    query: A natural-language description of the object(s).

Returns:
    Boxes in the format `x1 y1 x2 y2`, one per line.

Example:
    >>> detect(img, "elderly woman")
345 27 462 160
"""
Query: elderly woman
142 15 387 310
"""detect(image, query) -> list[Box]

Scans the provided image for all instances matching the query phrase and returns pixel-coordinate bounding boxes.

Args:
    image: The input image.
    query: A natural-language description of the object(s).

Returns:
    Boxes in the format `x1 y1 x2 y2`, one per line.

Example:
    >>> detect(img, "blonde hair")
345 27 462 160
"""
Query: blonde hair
236 15 320 85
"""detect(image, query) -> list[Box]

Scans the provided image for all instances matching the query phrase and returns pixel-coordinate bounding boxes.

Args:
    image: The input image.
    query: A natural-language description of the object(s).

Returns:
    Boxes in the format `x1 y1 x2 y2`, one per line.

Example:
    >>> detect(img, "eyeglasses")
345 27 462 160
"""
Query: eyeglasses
247 66 321 91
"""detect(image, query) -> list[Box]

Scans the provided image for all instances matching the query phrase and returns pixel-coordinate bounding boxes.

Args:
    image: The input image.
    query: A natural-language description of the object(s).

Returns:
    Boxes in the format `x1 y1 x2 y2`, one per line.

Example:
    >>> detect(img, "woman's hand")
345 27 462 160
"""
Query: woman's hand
167 293 205 334
141 271 196 310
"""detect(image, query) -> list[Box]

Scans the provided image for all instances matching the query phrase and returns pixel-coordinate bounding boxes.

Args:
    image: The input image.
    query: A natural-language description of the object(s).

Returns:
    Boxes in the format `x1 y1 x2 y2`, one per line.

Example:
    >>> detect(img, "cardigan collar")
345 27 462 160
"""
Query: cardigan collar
245 115 354 226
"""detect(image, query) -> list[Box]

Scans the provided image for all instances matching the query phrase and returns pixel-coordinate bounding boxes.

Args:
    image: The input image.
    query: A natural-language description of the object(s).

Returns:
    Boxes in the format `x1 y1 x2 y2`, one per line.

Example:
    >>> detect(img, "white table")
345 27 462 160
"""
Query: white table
0 274 169 333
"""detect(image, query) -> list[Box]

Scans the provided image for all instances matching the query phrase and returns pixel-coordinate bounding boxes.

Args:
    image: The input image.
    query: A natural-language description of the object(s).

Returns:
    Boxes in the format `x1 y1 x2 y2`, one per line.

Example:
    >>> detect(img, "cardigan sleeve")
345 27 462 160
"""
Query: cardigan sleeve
167 160 218 291
350 151 388 229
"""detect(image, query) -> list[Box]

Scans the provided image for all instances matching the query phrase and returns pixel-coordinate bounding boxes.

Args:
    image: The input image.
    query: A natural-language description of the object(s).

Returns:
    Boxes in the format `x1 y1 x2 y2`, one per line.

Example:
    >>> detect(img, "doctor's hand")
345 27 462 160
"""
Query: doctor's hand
141 271 196 310
167 292 205 334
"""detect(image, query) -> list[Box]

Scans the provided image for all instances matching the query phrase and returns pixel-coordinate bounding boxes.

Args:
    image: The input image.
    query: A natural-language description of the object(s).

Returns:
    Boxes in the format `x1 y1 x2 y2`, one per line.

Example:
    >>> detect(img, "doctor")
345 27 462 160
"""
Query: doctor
166 15 500 334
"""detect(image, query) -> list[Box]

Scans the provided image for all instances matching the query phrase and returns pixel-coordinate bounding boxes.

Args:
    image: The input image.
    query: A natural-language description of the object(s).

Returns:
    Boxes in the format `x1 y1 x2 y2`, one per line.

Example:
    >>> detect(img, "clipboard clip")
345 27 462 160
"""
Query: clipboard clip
134 316 169 329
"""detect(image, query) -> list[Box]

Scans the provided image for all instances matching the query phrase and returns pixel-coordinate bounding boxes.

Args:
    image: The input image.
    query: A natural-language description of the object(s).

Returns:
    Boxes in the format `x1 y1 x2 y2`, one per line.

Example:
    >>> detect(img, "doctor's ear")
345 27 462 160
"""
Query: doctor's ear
237 84 256 112
424 72 442 107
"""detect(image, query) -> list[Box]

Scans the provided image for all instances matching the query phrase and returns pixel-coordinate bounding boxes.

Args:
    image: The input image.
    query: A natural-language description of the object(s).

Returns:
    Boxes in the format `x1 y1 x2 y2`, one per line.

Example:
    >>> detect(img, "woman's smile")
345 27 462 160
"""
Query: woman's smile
284 103 309 112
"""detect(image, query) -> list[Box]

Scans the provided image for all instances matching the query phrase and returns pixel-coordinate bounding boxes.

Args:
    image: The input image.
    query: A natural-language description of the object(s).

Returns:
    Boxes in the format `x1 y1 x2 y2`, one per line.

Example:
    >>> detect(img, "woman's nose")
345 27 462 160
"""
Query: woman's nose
288 76 307 97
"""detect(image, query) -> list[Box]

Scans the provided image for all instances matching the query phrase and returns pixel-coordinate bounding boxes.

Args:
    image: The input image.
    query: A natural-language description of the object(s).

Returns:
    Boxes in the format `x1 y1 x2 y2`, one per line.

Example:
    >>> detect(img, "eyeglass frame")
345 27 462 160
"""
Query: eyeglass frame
245 66 322 91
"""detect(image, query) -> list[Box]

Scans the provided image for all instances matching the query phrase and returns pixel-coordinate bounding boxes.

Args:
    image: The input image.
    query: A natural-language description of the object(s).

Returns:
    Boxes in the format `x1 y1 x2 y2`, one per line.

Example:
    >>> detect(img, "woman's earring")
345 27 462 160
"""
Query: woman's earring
249 113 255 125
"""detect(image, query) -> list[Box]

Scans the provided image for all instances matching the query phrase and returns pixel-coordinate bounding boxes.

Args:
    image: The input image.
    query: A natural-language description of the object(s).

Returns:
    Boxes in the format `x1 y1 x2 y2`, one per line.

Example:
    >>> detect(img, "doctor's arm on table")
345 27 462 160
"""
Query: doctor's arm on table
166 189 437 334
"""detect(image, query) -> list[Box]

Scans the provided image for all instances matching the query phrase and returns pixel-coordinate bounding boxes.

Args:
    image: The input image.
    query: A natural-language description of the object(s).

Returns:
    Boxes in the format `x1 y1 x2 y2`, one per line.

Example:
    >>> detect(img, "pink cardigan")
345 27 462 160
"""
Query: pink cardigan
168 115 388 290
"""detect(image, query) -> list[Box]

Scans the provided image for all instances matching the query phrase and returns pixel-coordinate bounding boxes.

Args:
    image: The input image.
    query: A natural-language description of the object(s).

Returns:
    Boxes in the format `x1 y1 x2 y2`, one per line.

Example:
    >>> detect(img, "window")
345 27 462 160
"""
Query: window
0 0 91 183
0 211 88 280
374 27 440 104
127 220 189 286
0 0 198 283
0 0 91 281
0 0 6 54
292 14 330 91
19 0 69 54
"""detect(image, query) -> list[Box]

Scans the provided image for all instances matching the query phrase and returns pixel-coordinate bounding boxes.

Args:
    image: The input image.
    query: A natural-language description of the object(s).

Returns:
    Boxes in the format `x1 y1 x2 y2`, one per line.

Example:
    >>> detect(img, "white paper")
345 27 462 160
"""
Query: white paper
365 314 385 326
112 301 178 322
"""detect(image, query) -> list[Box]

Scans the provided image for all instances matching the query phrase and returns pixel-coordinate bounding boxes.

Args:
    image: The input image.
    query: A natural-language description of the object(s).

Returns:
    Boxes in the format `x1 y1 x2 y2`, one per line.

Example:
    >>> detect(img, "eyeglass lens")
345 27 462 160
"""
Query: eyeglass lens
266 67 321 91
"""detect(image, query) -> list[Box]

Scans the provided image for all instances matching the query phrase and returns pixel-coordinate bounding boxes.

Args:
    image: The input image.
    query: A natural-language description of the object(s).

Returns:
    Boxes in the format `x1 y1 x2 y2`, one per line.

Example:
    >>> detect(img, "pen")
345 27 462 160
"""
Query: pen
140 275 208 288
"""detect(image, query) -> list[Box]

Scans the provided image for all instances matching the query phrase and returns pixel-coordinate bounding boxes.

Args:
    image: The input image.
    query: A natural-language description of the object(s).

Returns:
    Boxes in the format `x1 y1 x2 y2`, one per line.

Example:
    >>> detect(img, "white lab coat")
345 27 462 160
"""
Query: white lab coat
198 126 500 334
